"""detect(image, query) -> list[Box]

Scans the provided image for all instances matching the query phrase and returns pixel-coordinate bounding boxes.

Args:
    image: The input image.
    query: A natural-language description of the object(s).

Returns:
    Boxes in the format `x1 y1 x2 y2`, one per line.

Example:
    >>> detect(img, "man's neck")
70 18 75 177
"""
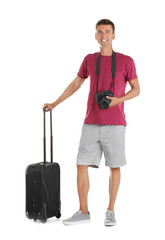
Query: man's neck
100 46 113 56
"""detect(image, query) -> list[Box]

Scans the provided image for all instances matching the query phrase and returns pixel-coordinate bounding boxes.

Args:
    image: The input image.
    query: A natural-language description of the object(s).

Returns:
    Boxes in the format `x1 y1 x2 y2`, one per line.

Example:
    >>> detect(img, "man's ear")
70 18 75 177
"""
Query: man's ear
112 33 115 40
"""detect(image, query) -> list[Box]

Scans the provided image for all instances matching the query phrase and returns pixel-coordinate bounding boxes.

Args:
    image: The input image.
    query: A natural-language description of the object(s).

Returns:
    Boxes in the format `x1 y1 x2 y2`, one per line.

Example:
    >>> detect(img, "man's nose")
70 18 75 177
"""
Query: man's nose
101 32 107 38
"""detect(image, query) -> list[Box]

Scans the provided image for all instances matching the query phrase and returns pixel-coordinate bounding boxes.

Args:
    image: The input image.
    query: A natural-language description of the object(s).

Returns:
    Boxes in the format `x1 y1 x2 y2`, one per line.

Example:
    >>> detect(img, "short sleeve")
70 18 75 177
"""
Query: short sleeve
125 56 137 81
77 55 89 79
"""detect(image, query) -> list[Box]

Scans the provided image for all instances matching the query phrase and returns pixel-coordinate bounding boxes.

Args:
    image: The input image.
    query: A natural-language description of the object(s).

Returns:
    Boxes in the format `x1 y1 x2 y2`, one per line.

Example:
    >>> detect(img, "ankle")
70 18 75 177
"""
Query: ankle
80 209 88 214
107 207 114 213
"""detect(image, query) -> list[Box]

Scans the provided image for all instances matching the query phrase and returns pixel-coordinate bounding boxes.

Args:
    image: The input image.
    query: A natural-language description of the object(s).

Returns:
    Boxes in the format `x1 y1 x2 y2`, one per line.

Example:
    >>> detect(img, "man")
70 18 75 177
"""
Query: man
42 19 140 226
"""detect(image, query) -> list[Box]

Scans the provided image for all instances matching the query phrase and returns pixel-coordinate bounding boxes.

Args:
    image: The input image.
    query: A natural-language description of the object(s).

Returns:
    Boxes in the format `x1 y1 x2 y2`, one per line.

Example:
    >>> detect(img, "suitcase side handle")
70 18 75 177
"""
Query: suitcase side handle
43 107 53 164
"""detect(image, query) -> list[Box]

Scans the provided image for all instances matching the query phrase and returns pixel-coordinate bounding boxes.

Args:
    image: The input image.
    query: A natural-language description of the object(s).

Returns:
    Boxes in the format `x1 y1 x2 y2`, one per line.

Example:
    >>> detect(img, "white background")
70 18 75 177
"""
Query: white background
0 0 165 239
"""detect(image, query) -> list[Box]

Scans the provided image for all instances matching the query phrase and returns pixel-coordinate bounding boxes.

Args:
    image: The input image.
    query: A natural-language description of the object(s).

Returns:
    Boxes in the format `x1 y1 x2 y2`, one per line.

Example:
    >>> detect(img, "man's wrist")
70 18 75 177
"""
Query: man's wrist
52 101 57 108
118 97 124 104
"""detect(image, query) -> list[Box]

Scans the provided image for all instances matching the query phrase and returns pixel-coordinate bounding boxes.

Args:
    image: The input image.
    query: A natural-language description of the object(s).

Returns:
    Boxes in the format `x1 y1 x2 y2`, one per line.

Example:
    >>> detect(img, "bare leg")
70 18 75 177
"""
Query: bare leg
107 167 121 213
77 165 89 214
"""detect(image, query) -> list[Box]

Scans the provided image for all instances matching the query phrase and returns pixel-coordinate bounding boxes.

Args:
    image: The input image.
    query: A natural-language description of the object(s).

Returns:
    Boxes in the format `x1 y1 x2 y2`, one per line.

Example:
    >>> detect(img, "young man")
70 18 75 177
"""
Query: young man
42 19 140 226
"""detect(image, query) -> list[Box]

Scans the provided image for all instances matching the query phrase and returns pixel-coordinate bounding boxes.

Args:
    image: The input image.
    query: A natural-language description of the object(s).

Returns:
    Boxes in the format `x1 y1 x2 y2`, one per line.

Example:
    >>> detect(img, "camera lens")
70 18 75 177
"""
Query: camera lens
99 97 110 109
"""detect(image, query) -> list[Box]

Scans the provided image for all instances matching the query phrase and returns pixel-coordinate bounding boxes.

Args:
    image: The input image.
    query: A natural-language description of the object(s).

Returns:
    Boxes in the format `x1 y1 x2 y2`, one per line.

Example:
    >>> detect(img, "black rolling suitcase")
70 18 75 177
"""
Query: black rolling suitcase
25 108 61 223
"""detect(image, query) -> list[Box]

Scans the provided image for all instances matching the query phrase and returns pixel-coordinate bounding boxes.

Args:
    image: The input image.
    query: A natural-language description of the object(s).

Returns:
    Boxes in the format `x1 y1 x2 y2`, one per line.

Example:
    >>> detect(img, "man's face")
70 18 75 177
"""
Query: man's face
95 24 115 48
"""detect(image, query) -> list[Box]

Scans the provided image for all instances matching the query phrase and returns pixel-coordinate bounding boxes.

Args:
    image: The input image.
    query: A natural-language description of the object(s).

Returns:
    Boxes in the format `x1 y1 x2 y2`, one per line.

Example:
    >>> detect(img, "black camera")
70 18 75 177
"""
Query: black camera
96 90 113 109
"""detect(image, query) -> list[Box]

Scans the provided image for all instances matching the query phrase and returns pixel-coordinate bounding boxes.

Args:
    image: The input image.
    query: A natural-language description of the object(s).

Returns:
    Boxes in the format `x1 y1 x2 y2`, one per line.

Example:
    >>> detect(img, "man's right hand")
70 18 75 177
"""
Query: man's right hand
42 103 55 112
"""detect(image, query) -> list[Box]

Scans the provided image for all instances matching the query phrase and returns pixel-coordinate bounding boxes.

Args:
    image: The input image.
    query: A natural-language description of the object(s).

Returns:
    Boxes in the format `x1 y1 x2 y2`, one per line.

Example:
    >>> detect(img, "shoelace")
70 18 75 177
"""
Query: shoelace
106 211 115 221
71 210 81 219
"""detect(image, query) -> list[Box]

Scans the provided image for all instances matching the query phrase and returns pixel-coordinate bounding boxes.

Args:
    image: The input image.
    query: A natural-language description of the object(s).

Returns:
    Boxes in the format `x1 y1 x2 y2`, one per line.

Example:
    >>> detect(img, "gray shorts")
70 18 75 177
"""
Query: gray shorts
76 124 127 168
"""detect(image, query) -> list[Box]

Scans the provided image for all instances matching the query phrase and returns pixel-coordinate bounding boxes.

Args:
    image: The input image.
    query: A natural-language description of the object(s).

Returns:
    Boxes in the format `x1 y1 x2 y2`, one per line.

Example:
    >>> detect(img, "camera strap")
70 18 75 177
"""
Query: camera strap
96 50 116 94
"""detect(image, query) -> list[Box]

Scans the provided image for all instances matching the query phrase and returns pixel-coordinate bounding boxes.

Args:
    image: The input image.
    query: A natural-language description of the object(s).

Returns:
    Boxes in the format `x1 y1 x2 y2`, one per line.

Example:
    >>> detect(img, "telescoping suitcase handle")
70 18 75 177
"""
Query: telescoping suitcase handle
43 107 53 164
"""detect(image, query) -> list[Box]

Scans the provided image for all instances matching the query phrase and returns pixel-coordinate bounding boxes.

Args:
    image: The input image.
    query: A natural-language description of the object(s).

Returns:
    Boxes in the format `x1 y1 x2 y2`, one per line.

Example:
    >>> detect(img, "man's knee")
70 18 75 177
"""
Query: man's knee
77 165 88 172
110 167 120 174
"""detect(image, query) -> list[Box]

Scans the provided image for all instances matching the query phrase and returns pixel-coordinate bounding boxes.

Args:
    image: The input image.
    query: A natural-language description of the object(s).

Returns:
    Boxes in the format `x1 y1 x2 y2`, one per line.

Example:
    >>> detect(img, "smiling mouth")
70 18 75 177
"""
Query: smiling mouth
101 39 108 42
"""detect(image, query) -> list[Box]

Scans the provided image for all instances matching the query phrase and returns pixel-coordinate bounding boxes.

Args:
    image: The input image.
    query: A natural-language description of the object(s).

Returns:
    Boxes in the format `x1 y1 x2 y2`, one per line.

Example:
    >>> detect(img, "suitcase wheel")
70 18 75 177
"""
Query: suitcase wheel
41 218 47 223
56 211 61 219
26 211 32 220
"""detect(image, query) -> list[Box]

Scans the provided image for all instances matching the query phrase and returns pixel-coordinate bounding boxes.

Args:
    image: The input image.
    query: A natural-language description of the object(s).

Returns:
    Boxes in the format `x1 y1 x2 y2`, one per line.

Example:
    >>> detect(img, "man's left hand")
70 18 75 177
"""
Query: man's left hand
106 96 122 108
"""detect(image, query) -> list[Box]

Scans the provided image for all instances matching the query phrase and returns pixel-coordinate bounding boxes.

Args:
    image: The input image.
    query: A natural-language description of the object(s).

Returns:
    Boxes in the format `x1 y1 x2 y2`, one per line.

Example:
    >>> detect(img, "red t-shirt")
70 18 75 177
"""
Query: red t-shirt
77 52 138 126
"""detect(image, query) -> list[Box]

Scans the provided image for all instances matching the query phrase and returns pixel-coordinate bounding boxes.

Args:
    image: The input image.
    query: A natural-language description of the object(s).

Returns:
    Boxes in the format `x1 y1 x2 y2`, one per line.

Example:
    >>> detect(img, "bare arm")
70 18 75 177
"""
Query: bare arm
42 75 86 111
119 78 140 103
106 78 140 107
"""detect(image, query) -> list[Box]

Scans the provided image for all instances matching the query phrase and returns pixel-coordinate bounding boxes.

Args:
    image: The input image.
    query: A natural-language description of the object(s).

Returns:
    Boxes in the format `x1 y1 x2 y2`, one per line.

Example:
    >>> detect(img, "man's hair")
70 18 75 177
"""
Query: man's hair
96 19 115 33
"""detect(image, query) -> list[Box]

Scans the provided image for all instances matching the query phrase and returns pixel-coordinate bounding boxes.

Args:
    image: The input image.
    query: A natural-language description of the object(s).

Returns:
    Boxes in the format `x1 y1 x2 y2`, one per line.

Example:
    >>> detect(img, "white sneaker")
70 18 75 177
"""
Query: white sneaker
104 210 116 226
62 210 91 225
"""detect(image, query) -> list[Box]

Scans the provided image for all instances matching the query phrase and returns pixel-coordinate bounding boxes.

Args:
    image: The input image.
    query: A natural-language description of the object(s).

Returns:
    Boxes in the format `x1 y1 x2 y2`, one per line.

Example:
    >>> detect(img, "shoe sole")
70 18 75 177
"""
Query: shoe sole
104 221 116 226
62 219 91 225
